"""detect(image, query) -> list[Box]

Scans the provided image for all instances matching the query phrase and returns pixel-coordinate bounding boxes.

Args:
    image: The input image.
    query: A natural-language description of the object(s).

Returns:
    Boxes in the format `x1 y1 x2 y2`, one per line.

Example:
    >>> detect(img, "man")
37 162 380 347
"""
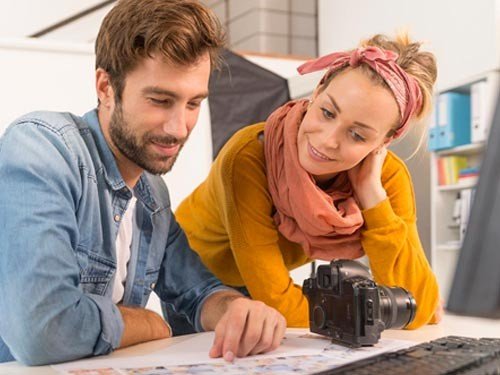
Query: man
0 0 286 366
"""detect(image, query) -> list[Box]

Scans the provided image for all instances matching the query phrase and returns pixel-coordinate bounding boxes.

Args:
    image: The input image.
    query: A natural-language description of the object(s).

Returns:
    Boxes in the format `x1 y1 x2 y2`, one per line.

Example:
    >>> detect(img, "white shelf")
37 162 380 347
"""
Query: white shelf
436 142 485 157
437 180 477 191
436 243 462 252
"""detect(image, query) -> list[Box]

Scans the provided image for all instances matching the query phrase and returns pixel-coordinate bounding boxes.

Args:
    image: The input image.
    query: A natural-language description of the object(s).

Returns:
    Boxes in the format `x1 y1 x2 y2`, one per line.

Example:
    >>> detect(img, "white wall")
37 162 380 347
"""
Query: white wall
318 0 500 90
0 39 96 129
0 1 105 39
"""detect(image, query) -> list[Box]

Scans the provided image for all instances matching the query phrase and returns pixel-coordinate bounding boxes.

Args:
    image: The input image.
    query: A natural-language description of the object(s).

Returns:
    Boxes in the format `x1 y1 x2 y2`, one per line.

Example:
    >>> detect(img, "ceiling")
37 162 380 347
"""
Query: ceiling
0 0 116 43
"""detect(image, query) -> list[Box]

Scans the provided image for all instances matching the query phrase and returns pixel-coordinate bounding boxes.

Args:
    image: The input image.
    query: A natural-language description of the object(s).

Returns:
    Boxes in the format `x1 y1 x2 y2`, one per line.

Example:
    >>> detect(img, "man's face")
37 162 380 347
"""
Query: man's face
106 53 210 175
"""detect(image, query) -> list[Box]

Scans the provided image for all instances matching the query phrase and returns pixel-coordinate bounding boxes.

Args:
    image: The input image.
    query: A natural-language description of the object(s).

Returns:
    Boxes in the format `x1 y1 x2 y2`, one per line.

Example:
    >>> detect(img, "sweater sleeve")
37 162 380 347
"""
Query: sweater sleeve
361 153 440 329
218 143 310 327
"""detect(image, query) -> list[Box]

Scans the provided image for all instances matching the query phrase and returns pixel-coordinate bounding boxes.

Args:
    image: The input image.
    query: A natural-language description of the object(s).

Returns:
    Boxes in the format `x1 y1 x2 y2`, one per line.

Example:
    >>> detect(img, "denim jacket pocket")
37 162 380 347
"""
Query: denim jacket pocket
76 248 115 296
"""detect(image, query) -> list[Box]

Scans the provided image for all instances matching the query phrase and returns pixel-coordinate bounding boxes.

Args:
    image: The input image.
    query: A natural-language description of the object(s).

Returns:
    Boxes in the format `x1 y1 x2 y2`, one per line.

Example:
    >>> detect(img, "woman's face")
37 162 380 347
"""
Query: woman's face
297 68 400 182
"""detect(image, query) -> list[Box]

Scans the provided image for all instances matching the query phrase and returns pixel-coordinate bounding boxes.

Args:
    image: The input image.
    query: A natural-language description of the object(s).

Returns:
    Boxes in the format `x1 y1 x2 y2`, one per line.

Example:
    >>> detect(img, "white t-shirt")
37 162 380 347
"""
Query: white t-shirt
112 196 137 304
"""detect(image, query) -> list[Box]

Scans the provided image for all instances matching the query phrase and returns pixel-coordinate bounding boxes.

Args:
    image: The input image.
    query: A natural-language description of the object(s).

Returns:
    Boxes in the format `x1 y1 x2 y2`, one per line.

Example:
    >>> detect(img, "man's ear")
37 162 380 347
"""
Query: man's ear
96 68 115 109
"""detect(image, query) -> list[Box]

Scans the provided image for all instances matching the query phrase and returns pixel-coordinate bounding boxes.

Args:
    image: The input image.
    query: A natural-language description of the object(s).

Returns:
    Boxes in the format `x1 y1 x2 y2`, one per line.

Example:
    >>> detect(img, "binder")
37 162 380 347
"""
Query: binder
471 80 488 143
436 92 471 150
427 100 439 151
436 156 468 185
459 188 473 243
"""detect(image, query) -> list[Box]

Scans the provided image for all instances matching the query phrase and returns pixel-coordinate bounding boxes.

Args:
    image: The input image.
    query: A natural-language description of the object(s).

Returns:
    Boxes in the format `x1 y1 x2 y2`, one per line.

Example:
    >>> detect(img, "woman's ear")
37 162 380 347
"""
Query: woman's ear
311 84 323 102
383 137 393 147
308 84 325 109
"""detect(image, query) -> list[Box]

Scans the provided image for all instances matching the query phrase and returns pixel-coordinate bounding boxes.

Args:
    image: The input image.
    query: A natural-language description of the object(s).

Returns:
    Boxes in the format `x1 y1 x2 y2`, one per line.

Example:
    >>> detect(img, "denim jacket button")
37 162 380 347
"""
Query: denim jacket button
150 282 156 289
114 214 121 222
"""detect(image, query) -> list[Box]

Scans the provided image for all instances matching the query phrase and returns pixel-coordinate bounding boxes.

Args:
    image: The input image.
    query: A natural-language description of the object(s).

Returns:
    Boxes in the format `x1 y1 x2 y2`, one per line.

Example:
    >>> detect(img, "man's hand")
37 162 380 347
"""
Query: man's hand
118 305 172 348
201 292 286 362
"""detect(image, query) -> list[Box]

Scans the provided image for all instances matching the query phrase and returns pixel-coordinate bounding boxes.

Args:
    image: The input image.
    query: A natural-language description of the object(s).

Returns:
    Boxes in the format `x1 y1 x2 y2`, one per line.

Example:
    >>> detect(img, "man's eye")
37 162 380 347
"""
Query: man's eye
187 101 201 109
150 98 171 105
321 108 336 119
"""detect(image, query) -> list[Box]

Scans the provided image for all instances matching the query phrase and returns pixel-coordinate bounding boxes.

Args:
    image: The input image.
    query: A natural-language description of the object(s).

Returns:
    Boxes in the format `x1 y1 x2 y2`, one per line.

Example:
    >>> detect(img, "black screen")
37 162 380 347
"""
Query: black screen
447 88 500 318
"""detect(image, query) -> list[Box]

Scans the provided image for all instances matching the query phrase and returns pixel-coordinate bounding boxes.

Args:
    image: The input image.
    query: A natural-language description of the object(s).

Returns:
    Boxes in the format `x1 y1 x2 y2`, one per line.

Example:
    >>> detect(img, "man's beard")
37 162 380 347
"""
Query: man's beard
108 102 186 175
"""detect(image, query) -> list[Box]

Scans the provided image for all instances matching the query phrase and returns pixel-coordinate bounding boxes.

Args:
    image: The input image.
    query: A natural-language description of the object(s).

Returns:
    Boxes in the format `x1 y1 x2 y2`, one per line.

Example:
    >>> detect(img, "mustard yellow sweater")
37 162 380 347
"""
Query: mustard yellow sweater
176 123 439 329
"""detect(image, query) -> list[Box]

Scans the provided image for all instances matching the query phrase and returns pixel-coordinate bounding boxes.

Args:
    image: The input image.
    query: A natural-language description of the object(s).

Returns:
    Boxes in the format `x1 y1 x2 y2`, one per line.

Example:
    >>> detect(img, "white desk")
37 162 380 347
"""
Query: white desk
1 313 499 374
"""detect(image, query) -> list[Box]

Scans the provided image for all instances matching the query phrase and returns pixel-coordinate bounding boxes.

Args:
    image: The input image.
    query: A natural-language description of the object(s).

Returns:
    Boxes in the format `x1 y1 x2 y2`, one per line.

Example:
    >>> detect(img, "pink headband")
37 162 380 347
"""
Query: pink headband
297 46 423 138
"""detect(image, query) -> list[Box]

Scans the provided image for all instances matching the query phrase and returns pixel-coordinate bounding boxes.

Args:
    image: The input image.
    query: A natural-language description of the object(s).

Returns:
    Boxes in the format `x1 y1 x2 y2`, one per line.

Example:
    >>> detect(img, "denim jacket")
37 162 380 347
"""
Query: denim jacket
0 109 230 365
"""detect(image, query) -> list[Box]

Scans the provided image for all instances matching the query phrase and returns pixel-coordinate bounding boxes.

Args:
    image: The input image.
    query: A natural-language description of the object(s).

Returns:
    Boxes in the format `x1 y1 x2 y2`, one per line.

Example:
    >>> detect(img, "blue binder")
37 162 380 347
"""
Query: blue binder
428 103 439 151
436 92 471 150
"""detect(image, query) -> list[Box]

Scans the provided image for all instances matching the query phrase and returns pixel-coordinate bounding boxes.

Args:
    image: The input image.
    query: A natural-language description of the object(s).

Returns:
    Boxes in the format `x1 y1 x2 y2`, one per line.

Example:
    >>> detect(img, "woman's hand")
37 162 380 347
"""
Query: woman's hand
347 146 388 210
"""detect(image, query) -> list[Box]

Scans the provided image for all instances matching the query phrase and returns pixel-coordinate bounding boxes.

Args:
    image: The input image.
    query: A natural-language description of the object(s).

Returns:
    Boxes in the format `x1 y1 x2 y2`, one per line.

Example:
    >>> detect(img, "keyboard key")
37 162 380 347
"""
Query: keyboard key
312 336 500 375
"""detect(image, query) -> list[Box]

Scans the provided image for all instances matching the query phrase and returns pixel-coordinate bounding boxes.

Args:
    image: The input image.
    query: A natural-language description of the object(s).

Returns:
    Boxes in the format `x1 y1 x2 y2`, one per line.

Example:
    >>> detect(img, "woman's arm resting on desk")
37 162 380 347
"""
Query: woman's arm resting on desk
201 290 286 362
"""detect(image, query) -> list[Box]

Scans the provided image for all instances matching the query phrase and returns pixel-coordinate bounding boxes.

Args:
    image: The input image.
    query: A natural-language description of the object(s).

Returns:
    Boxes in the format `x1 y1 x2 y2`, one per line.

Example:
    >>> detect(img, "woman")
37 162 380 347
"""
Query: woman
176 33 441 329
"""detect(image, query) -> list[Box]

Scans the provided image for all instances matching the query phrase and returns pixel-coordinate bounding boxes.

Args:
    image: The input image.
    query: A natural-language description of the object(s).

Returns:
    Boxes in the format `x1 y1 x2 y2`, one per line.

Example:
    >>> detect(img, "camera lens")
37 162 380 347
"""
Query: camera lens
378 286 417 329
312 305 327 329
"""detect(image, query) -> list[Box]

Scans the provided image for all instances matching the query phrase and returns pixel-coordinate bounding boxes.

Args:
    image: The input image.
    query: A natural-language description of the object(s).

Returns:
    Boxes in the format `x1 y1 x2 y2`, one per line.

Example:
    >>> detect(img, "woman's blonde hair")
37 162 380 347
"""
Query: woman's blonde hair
320 32 438 137
361 33 437 122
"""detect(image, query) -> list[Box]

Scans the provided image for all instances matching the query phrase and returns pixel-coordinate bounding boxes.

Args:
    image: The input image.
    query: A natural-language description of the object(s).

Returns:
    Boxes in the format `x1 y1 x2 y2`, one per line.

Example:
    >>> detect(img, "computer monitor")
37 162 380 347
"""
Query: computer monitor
447 87 500 319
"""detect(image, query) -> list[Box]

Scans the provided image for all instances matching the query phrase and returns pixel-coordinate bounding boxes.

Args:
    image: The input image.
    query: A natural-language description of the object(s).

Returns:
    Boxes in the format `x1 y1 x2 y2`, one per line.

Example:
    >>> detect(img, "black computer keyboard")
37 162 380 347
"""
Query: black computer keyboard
313 335 500 375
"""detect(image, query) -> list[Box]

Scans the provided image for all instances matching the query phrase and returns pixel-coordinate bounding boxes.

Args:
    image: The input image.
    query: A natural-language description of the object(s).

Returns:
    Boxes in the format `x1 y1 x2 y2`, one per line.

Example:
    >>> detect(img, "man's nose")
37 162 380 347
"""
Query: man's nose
163 105 188 140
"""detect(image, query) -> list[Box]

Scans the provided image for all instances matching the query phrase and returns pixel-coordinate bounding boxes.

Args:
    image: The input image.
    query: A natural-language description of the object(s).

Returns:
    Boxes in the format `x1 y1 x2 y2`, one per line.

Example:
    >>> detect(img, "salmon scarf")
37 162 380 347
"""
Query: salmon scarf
264 46 423 260
264 100 364 260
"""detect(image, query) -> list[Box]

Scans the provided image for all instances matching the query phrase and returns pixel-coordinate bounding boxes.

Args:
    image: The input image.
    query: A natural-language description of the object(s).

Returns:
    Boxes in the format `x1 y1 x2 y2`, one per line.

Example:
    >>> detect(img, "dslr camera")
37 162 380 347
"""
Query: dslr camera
303 259 416 347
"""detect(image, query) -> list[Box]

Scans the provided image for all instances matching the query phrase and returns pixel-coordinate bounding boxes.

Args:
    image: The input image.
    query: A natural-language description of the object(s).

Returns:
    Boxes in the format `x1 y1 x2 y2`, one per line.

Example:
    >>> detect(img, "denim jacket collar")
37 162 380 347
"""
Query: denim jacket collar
82 109 162 212
83 109 126 191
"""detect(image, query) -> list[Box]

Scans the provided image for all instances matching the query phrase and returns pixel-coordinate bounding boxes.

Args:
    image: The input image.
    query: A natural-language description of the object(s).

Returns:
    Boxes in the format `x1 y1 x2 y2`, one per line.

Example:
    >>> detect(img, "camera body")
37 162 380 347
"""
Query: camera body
303 259 416 348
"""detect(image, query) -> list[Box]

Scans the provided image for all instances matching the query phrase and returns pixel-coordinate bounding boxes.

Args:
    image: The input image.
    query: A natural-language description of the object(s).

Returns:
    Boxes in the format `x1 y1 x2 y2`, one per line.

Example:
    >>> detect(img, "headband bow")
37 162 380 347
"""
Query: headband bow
298 46 422 138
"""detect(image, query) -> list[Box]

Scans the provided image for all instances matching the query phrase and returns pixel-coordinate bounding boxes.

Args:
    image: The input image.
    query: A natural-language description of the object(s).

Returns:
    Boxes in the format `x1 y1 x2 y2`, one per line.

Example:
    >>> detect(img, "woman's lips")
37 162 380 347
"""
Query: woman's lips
307 141 334 162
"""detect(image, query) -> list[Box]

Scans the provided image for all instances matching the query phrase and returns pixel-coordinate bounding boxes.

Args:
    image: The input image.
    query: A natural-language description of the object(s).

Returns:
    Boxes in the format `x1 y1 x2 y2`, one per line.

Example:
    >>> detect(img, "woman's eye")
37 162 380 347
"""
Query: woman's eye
349 129 366 142
321 107 336 119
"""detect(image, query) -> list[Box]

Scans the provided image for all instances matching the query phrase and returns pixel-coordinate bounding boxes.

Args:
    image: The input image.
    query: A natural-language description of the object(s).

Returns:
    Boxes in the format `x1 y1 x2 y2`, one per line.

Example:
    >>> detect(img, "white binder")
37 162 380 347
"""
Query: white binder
471 81 488 143
459 188 472 243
